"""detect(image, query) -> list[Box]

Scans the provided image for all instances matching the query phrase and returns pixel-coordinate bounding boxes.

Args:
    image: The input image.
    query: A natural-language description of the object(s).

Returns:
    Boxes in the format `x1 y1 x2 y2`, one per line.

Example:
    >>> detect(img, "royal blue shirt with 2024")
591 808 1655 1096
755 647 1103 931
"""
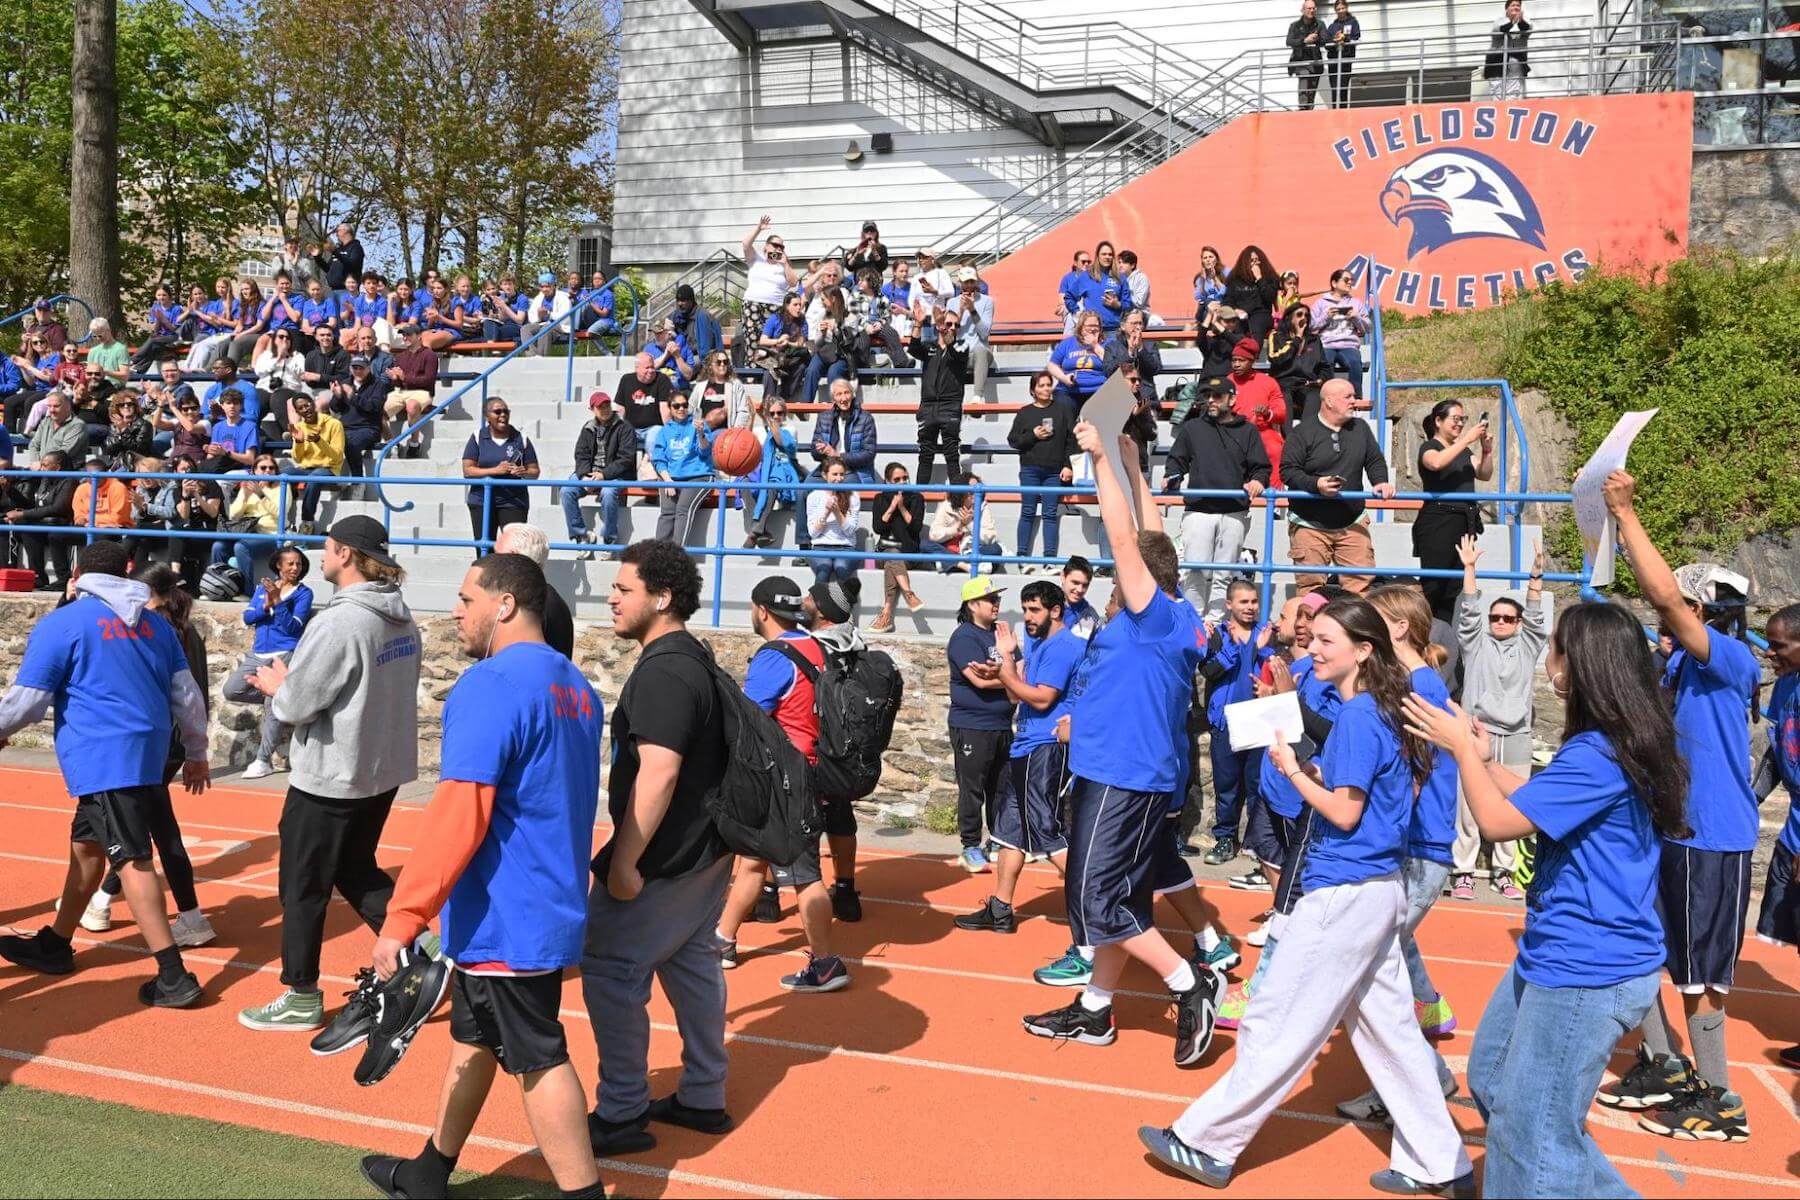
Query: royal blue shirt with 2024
1768 671 1800 855
1508 730 1664 988
15 597 188 798
1011 627 1084 757
1407 666 1458 865
1069 588 1203 794
438 642 603 970
1303 691 1413 891
1669 628 1759 852
947 622 1013 731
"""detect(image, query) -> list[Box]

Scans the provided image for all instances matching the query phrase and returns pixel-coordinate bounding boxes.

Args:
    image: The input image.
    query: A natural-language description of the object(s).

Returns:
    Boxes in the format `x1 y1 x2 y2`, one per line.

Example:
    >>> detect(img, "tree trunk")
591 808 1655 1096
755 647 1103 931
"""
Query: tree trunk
69 0 122 330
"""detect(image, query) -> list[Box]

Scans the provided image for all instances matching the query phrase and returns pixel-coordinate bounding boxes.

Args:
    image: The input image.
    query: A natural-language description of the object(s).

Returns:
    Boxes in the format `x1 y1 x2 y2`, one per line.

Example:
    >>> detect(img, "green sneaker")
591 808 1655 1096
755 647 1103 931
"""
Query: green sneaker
1416 995 1457 1037
238 988 326 1032
1198 937 1242 974
1032 945 1093 987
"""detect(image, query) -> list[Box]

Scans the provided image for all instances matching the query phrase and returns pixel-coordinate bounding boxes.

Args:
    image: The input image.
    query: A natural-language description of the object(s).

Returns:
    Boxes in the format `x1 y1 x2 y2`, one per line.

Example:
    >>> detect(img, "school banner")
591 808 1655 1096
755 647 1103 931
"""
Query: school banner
980 93 1693 320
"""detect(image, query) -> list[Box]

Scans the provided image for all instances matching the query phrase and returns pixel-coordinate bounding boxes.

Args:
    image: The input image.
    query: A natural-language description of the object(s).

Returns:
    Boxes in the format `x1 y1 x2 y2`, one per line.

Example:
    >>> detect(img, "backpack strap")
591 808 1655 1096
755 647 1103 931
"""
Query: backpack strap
763 638 821 685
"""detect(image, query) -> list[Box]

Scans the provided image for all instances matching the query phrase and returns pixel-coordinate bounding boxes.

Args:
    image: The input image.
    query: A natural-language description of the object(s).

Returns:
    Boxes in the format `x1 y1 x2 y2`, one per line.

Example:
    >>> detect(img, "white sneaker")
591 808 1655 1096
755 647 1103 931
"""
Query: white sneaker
241 759 274 780
80 892 113 933
171 910 216 948
1246 926 1268 947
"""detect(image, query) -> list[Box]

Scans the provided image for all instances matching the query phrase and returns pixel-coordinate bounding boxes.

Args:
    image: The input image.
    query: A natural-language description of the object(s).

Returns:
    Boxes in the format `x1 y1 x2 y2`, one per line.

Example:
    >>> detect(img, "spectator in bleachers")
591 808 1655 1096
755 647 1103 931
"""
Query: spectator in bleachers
185 278 237 369
651 393 715 545
758 293 811 402
614 350 673 452
418 278 460 352
671 284 723 361
1056 248 1092 336
846 219 889 278
209 454 281 590
200 389 259 474
909 247 954 327
299 324 350 421
130 284 185 373
803 289 857 403
278 234 325 293
198 354 255 428
1311 269 1370 397
952 268 996 395
806 458 861 586
744 399 808 553
1119 250 1152 321
649 318 698 388
804 259 851 317
1267 302 1328 425
325 222 365 306
925 470 1003 573
85 318 130 385
1226 337 1287 485
1484 0 1532 99
741 216 799 361
870 461 926 632
520 272 572 353
6 334 60 432
336 355 389 480
1274 271 1303 318
1287 0 1327 109
578 270 619 347
442 275 487 348
461 396 538 544
144 359 195 436
1045 310 1109 413
1103 309 1163 409
691 350 754 430
297 276 338 353
1008 370 1077 565
1225 246 1281 341
167 459 222 588
387 278 429 338
911 308 969 487
1090 241 1130 334
100 392 154 472
564 391 634 559
126 454 167 541
381 325 438 458
882 261 914 338
484 276 525 345
23 298 69 355
1 449 77 589
72 453 134 535
1415 400 1494 621
851 269 911 368
1281 377 1393 593
160 392 209 467
345 326 391 384
71 364 116 446
1198 302 1249 376
1165 375 1271 619
344 273 392 348
1324 0 1362 108
253 329 307 437
1192 246 1228 312
28 391 86 464
226 279 266 364
282 392 344 536
810 377 877 485
255 274 302 365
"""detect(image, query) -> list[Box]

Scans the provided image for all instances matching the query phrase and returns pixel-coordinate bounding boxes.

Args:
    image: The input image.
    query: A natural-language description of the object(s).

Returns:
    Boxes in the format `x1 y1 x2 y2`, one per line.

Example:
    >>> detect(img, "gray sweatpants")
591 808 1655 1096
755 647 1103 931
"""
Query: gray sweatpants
580 855 732 1122
1453 728 1531 875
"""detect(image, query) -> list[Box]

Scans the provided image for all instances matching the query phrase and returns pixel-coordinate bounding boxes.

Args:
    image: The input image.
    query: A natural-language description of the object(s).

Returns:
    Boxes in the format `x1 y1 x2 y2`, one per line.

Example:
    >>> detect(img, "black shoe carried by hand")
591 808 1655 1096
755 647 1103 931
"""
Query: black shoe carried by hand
0 926 75 975
138 971 203 1008
354 948 451 1087
313 967 381 1057
830 881 863 923
647 1093 734 1135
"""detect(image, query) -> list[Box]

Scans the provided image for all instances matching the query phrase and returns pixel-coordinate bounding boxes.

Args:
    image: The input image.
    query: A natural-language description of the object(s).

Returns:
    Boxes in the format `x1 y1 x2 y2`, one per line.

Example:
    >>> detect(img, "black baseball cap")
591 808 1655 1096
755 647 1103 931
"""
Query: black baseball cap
326 514 398 568
751 575 805 622
1198 375 1237 396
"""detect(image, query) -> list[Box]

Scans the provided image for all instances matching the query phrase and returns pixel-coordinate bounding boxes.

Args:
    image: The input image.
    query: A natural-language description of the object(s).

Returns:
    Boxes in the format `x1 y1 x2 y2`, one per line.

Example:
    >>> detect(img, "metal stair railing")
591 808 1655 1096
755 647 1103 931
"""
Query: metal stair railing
0 294 98 347
625 249 746 354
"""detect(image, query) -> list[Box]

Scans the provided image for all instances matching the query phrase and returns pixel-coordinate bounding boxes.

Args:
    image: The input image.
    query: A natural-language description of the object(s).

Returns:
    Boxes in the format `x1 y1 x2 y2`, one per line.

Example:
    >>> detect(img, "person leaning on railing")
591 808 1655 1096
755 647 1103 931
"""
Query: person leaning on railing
1280 378 1394 594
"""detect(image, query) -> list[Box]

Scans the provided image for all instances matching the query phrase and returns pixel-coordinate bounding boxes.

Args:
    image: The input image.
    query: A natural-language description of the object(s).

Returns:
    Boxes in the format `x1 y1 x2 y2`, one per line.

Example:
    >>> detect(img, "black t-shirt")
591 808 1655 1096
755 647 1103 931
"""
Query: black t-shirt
601 630 728 880
1419 438 1477 508
544 586 575 659
694 379 729 422
613 371 672 431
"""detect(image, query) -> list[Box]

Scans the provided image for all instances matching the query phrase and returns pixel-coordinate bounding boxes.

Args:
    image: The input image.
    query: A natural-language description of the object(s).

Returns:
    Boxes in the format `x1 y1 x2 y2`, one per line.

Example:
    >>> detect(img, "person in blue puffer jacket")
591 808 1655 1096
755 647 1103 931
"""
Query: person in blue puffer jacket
652 394 714 544
224 545 315 779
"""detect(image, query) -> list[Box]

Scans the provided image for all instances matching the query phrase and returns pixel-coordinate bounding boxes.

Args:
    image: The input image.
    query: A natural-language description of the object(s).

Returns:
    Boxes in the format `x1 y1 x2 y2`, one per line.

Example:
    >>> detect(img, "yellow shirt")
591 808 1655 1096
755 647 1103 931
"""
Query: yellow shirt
288 414 345 474
229 486 280 534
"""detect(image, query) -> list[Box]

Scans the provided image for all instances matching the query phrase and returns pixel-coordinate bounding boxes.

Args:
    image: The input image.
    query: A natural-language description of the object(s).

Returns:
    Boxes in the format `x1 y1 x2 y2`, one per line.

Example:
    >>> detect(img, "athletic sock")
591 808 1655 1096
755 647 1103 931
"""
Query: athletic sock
1164 961 1198 993
1079 985 1114 1013
561 1184 606 1199
153 944 185 984
1687 1008 1731 1094
990 896 1012 914
1638 996 1678 1059
1197 925 1222 952
1075 945 1094 962
395 1138 457 1196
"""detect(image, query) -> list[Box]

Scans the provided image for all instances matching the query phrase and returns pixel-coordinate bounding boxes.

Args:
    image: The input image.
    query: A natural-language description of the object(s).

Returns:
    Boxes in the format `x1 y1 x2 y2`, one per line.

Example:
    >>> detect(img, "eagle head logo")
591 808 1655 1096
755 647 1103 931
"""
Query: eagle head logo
1378 148 1547 258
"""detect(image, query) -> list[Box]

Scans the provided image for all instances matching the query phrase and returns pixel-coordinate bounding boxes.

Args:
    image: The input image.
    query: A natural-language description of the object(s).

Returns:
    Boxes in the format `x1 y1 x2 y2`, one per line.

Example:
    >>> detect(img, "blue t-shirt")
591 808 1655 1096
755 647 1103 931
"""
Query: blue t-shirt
14 596 188 797
947 622 1014 732
438 642 603 970
1049 337 1109 393
392 296 428 325
0 422 13 467
264 295 298 330
1011 627 1084 756
347 294 386 326
149 302 184 333
1669 628 1759 852
1069 588 1203 794
1509 731 1664 988
1769 672 1800 855
300 297 337 329
1260 656 1341 820
1302 692 1413 890
210 415 260 455
1205 623 1273 730
1407 666 1457 865
206 378 261 425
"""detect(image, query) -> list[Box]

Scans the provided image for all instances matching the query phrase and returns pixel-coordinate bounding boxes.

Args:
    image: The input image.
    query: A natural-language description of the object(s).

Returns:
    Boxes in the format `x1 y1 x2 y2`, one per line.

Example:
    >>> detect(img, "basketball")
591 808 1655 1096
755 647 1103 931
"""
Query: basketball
711 426 761 476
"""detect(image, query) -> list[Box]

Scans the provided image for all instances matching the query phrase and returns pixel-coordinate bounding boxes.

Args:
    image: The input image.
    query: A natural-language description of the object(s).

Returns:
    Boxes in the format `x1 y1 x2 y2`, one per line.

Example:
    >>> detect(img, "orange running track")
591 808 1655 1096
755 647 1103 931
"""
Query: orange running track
0 764 1795 1198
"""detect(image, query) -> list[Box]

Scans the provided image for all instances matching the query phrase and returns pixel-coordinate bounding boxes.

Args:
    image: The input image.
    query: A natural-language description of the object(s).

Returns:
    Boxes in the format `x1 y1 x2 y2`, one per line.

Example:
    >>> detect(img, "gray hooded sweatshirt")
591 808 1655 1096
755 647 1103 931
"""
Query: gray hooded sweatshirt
1456 588 1548 738
271 580 421 799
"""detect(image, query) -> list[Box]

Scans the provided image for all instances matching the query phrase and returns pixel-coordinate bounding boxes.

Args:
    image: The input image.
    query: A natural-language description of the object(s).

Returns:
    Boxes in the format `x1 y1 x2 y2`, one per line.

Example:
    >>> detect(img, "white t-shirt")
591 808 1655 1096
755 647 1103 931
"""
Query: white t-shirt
744 250 792 306
909 268 954 312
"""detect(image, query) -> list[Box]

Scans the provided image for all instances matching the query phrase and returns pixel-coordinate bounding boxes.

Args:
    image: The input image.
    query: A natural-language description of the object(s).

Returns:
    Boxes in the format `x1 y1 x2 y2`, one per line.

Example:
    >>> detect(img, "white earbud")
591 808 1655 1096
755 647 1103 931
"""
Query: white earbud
656 597 669 612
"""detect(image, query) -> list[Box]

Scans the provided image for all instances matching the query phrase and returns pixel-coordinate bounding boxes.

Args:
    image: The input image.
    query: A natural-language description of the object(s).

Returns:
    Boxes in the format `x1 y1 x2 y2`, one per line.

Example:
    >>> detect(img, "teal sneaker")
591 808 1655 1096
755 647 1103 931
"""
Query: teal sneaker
1197 937 1242 975
238 988 326 1031
1033 945 1093 987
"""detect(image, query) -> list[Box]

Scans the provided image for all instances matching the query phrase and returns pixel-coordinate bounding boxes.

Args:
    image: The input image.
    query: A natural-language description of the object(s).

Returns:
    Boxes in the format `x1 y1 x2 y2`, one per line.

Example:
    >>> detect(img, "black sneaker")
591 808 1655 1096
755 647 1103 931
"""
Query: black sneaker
0 927 75 975
1597 1046 1693 1110
138 971 203 1008
953 897 1016 934
1228 867 1271 891
1176 840 1202 859
1638 1082 1751 1142
312 967 380 1056
1022 998 1116 1046
830 881 863 923
647 1093 734 1135
1781 1044 1800 1070
1202 837 1239 867
588 1110 656 1155
751 884 782 924
1173 966 1224 1067
353 949 451 1086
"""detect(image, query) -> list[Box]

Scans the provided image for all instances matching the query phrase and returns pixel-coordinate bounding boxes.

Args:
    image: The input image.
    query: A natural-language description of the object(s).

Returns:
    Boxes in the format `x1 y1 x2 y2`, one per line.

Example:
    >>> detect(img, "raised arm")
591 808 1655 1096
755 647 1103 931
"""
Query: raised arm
1603 469 1710 662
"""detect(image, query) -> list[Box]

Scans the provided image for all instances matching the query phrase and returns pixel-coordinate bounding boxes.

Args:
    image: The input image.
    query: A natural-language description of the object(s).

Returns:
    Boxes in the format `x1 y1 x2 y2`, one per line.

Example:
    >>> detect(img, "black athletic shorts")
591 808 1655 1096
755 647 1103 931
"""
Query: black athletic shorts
1153 813 1197 895
990 743 1071 861
70 785 172 867
1063 777 1170 948
1656 842 1754 991
1755 845 1799 950
449 969 570 1076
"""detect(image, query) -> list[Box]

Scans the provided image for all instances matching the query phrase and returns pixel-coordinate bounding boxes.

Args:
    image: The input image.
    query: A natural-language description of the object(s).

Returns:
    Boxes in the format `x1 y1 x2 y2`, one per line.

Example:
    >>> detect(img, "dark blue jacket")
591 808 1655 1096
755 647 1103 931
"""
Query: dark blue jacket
671 305 723 361
809 403 878 483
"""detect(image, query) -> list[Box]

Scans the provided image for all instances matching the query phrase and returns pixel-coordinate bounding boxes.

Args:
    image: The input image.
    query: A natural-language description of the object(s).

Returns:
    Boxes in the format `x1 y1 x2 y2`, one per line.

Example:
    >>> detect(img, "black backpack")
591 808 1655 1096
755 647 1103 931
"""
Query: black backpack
671 639 821 866
767 638 904 800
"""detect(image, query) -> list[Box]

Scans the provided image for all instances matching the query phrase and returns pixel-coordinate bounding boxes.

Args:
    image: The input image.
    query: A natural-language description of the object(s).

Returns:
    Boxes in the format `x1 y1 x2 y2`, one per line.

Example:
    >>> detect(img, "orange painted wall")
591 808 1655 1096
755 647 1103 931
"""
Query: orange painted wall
981 92 1694 321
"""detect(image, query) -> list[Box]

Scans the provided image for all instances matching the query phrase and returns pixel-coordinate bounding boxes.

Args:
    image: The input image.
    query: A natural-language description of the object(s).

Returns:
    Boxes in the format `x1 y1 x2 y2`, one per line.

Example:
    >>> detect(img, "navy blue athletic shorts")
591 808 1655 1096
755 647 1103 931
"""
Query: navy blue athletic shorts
990 743 1070 861
1153 813 1197 895
1755 845 1798 950
1063 777 1170 948
1656 842 1754 991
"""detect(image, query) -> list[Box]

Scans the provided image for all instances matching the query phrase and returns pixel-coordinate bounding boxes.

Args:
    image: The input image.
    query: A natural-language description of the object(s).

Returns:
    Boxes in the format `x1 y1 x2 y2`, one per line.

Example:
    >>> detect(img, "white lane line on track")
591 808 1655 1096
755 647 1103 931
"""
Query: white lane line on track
0 1046 830 1200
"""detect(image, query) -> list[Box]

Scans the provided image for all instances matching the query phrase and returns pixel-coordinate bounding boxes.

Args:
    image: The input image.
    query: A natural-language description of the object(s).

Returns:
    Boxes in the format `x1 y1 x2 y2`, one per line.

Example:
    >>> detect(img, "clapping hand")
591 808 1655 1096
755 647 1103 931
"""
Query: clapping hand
993 618 1018 658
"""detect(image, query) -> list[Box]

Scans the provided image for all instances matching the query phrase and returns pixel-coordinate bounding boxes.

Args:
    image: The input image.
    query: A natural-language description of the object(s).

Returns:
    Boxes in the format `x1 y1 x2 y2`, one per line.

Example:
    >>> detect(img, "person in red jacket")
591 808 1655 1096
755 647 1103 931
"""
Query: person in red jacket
1227 338 1287 488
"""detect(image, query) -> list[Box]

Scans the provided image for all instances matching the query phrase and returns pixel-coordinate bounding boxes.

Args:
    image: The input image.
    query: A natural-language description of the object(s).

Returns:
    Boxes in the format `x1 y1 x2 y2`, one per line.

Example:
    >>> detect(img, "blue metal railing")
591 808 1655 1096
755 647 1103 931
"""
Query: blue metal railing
1 294 98 347
372 272 642 520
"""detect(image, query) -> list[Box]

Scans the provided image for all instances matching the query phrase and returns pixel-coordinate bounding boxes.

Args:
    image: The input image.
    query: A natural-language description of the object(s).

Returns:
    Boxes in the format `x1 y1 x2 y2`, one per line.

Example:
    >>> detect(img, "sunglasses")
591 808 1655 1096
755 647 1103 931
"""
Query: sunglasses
766 242 785 252
670 402 690 410
489 408 510 417
1489 613 1521 625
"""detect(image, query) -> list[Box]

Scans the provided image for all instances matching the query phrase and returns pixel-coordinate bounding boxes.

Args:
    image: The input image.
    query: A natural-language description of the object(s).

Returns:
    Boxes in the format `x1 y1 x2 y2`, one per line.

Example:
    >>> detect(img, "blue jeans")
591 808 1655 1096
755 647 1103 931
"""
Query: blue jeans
562 482 622 546
1324 344 1364 397
1470 963 1660 1198
584 315 620 346
482 318 522 343
811 550 859 585
1399 857 1452 1002
285 466 338 523
1016 464 1063 560
1209 733 1260 842
801 354 850 404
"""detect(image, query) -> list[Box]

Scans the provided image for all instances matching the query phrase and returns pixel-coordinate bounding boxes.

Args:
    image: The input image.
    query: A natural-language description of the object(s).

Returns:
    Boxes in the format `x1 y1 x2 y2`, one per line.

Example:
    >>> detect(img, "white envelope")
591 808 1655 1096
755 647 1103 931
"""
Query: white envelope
1224 692 1305 752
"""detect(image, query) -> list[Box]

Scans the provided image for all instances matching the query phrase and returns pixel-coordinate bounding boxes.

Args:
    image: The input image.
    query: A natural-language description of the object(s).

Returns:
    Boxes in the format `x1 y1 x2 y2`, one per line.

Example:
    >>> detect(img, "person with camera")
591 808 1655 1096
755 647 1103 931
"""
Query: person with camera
1280 378 1393 594
757 293 811 403
951 268 995 396
910 308 971 487
1309 270 1370 397
169 459 224 590
846 220 889 278
740 216 799 365
1414 400 1494 621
